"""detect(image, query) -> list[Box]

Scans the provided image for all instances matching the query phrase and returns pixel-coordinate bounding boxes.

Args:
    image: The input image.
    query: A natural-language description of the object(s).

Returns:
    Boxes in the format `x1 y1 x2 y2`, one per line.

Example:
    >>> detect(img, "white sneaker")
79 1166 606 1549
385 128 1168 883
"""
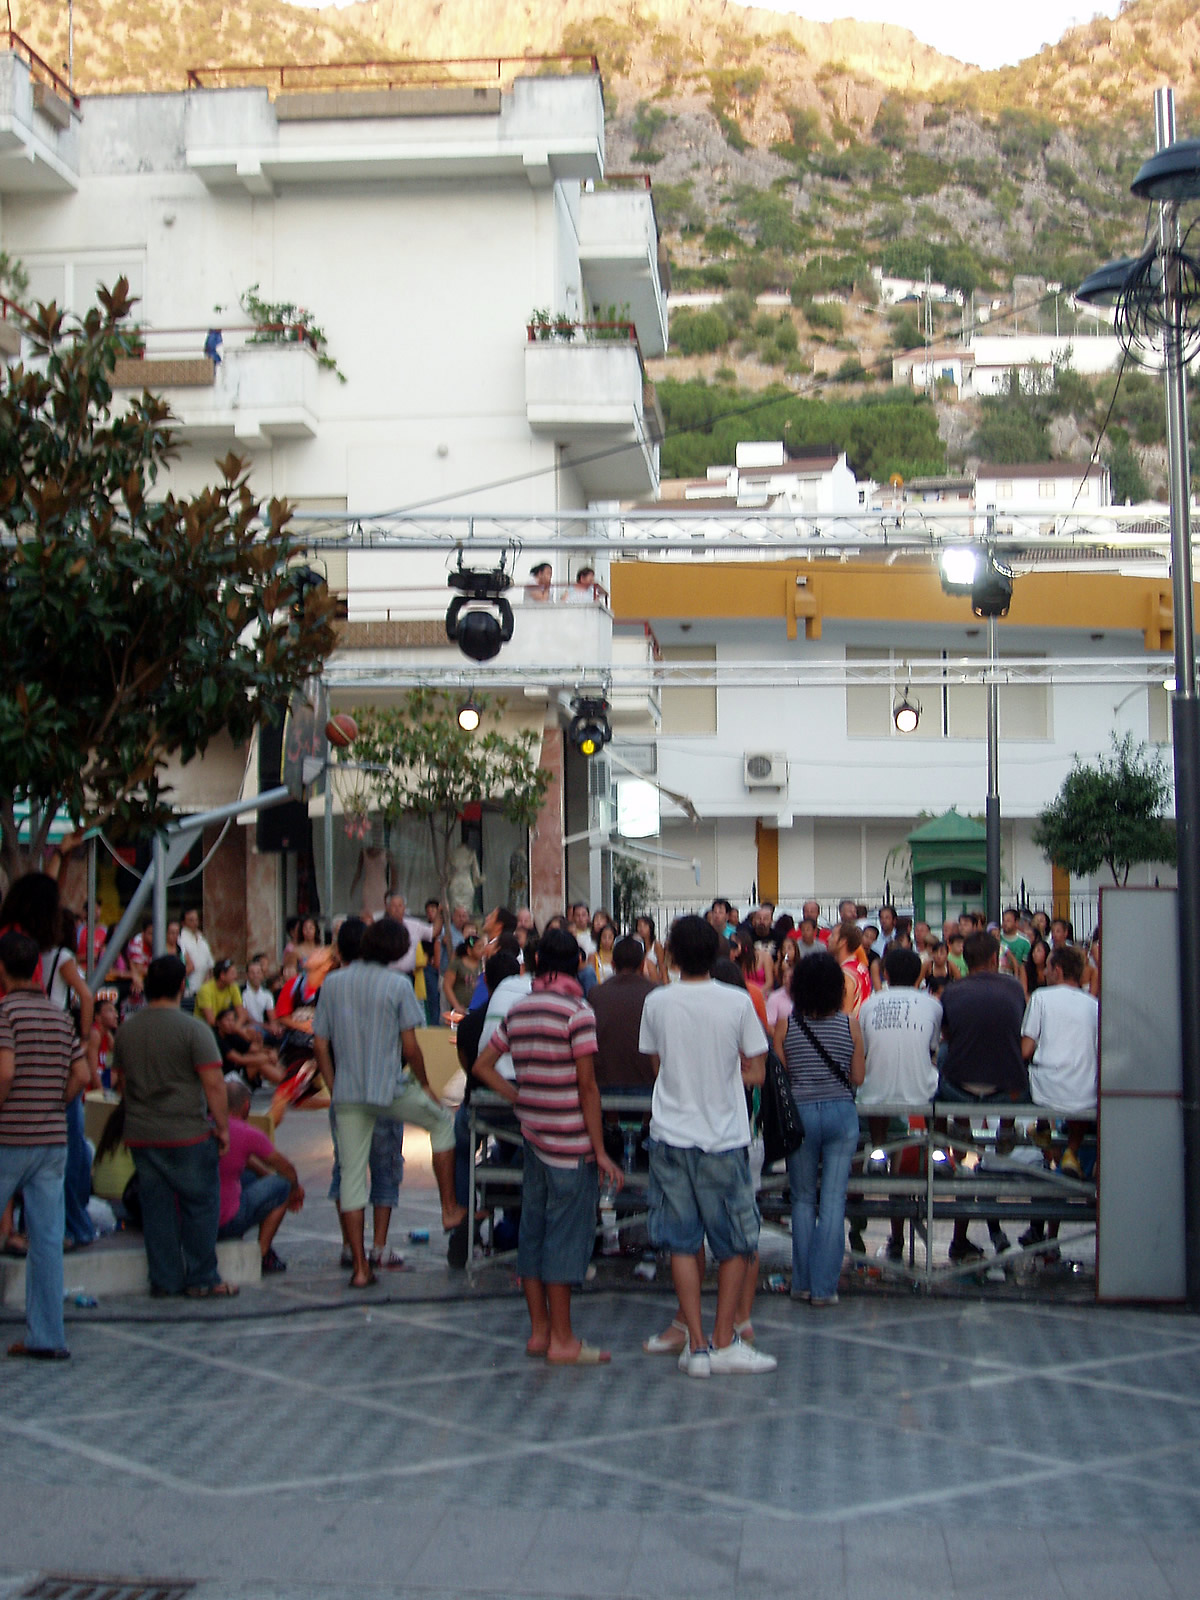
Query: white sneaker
708 1336 778 1375
678 1344 711 1379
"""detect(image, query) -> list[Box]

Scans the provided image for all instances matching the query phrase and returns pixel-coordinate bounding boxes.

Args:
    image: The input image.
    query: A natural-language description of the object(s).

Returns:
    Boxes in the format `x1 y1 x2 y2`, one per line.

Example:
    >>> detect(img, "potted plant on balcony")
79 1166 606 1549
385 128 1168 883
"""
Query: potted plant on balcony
234 284 347 381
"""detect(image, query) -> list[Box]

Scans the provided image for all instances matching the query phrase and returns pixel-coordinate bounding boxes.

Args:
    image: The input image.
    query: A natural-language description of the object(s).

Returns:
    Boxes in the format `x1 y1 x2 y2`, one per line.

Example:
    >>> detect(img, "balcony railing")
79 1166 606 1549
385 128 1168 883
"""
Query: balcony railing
3 31 80 112
185 54 600 94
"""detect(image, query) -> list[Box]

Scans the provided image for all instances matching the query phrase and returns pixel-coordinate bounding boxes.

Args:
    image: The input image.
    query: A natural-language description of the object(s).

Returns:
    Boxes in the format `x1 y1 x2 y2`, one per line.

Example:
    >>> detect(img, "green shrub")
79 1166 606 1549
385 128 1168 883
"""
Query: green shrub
720 291 757 331
800 299 844 334
753 311 776 337
671 308 730 356
774 316 799 353
704 225 740 255
872 97 909 151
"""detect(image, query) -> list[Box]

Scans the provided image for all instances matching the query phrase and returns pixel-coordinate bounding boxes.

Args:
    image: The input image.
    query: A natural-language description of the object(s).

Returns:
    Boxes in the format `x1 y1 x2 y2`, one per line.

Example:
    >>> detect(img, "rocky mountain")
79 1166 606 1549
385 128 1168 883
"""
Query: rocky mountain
7 0 1192 490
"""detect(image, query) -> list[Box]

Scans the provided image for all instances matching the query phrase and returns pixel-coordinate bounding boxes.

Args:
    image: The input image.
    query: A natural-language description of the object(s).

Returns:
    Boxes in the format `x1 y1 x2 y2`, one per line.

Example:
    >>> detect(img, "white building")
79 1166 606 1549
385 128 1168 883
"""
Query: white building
893 334 1123 396
0 45 667 949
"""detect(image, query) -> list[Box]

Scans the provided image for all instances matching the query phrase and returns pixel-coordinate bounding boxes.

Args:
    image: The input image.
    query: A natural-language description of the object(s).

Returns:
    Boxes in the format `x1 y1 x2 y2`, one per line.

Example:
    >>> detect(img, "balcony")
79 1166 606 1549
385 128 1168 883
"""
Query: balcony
524 324 659 497
577 179 668 357
0 38 80 193
109 325 319 443
184 68 604 193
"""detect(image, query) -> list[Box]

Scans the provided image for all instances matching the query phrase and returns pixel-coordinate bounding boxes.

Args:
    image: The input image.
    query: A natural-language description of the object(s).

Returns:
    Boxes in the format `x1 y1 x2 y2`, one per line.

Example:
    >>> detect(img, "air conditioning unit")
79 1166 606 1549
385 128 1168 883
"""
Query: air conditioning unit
744 751 788 789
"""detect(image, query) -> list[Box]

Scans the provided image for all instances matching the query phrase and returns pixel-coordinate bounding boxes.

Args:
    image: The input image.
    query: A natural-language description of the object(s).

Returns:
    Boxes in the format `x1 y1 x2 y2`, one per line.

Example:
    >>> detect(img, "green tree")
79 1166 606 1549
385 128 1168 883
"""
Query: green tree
1106 428 1150 503
1033 734 1176 885
0 282 337 882
671 308 730 355
612 855 651 930
349 692 551 919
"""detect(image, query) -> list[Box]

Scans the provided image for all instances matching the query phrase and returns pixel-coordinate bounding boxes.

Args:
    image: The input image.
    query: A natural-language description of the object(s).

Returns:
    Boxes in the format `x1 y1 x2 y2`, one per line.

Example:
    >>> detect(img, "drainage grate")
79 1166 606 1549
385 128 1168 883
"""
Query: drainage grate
21 1578 195 1600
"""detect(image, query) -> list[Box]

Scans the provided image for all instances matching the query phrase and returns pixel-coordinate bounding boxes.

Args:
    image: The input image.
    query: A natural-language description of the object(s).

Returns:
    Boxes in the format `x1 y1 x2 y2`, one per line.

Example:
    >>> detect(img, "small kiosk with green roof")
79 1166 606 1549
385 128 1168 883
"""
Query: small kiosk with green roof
907 809 987 926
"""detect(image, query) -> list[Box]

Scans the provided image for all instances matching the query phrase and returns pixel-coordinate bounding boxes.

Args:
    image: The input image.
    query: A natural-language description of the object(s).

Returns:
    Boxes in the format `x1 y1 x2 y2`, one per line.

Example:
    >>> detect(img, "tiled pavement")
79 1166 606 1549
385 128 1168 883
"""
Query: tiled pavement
3 1289 1200 1599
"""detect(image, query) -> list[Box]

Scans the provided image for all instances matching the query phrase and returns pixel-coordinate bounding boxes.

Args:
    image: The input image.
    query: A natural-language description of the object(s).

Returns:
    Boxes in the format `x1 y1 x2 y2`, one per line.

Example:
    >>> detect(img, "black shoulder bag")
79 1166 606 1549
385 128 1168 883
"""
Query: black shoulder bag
760 1043 805 1166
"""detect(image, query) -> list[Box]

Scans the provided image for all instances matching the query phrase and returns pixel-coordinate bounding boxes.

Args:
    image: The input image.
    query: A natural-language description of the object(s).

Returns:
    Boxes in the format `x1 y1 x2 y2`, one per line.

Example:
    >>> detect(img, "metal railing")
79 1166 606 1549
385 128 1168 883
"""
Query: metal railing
185 54 600 94
113 320 322 363
467 1090 1097 1291
3 29 81 112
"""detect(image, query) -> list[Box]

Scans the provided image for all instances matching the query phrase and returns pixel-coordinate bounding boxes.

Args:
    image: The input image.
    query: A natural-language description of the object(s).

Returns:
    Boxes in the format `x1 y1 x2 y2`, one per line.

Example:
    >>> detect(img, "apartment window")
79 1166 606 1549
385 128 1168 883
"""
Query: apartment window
995 480 1013 499
845 646 1049 739
1038 480 1056 499
661 645 717 734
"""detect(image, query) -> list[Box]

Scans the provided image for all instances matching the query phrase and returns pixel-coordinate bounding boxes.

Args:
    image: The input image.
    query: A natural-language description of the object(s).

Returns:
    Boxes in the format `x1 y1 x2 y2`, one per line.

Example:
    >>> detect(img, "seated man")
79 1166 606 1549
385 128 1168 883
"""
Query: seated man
197 959 249 1031
217 1076 304 1273
216 1009 285 1087
242 956 280 1044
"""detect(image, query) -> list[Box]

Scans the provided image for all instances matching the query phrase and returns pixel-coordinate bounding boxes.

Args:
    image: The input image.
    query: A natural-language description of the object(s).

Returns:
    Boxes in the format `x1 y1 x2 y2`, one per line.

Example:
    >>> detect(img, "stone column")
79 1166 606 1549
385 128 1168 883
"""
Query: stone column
530 715 565 931
245 840 280 961
202 823 248 966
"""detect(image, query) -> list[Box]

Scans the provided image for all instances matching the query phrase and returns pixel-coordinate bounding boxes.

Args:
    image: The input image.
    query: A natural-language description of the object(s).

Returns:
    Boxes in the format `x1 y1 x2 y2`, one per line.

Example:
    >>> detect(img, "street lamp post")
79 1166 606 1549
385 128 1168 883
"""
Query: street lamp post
1077 89 1200 1306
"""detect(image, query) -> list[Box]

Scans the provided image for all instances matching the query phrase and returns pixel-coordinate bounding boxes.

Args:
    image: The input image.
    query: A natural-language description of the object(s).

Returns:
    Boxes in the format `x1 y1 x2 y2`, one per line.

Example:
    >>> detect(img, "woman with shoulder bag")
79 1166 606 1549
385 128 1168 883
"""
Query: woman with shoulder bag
773 950 864 1306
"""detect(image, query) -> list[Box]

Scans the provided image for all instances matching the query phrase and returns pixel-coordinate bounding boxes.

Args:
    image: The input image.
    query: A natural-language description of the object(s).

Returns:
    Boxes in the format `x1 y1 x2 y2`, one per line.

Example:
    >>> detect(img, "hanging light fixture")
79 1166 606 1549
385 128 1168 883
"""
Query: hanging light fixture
445 558 514 662
893 690 921 734
456 696 481 732
569 697 611 758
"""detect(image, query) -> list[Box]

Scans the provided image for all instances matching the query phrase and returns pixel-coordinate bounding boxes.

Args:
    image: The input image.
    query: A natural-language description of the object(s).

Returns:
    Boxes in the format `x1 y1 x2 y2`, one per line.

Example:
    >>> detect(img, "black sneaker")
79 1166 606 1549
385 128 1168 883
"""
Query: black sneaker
990 1231 1012 1255
848 1229 867 1255
947 1239 985 1264
1018 1226 1045 1249
262 1248 287 1275
885 1238 904 1262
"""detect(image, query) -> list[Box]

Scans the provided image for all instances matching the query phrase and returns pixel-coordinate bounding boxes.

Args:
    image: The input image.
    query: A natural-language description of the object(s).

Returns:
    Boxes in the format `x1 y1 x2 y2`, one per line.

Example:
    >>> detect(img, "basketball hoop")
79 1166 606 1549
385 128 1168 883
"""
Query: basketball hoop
329 756 374 841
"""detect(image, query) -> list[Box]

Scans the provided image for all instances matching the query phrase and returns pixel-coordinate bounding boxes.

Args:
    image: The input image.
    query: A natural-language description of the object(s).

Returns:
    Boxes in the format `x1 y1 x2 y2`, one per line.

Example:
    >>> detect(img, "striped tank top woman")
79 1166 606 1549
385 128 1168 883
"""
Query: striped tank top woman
782 1011 855 1105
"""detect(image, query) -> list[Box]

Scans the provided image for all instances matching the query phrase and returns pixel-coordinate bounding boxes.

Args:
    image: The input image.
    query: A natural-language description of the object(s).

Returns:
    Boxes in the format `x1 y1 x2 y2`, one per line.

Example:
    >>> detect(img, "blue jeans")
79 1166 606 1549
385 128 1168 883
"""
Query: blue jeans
64 1093 95 1246
786 1098 861 1300
0 1142 67 1352
131 1140 221 1294
218 1171 291 1240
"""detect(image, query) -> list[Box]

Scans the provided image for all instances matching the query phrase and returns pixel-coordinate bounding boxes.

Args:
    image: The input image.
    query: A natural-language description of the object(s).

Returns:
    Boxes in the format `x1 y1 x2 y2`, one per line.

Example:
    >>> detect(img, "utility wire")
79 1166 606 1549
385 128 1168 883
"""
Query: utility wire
387 288 1090 517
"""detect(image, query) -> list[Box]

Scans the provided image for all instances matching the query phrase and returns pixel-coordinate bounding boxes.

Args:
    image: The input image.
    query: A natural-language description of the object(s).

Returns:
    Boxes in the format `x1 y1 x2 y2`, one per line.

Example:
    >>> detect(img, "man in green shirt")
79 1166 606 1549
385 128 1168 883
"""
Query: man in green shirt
112 955 236 1298
1000 907 1031 971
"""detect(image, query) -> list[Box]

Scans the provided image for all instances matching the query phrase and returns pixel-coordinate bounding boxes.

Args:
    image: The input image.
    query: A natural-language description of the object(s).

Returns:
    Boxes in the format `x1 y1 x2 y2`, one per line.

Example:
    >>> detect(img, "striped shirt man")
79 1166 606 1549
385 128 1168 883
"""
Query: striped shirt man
488 974 597 1168
0 988 85 1146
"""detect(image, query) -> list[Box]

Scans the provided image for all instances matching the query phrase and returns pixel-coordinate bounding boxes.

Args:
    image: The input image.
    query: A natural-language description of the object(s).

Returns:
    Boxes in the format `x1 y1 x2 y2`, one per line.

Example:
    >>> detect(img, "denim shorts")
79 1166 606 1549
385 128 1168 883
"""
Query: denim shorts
517 1150 598 1286
217 1171 291 1240
327 1106 405 1209
647 1140 760 1262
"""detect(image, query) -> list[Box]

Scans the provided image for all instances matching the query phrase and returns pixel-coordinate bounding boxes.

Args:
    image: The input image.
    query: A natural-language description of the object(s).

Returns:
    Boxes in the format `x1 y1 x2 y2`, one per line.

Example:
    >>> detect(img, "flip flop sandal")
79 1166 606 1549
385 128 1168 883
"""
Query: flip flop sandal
369 1248 407 1270
547 1343 611 1366
643 1318 688 1355
347 1271 378 1289
183 1281 240 1298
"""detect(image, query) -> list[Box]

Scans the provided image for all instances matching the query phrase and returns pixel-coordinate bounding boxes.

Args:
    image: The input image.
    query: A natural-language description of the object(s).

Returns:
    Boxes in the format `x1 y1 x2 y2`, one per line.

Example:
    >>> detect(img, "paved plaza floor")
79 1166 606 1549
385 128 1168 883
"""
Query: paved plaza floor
2 1112 1196 1598
3 1286 1200 1599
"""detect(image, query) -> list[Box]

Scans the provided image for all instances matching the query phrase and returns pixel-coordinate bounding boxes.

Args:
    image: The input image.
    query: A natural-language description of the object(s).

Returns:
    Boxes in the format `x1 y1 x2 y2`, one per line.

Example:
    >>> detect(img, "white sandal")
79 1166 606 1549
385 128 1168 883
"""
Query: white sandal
370 1247 407 1270
643 1317 688 1355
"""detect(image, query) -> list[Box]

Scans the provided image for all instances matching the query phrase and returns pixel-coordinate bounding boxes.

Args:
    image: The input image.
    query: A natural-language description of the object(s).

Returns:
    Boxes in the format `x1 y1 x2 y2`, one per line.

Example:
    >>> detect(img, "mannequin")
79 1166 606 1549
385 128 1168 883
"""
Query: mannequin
447 843 483 915
350 845 395 921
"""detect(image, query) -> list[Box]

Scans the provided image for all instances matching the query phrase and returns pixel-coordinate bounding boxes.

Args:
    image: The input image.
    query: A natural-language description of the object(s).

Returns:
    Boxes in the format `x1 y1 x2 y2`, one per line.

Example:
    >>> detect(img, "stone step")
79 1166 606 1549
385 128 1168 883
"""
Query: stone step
1 1235 263 1307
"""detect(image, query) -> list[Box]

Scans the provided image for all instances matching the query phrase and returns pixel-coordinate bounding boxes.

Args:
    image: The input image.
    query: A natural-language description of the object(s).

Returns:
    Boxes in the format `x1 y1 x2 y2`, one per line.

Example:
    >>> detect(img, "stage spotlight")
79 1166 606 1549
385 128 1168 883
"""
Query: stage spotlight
893 693 920 734
457 696 481 732
445 565 514 662
939 546 982 593
569 697 611 758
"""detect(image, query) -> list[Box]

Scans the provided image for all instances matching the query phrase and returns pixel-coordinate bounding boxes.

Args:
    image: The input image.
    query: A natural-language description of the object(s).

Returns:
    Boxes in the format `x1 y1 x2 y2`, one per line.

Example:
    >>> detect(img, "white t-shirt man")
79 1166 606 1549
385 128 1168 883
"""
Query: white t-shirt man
178 924 214 997
857 985 942 1104
1021 985 1098 1113
478 973 532 1081
639 979 767 1152
243 984 274 1028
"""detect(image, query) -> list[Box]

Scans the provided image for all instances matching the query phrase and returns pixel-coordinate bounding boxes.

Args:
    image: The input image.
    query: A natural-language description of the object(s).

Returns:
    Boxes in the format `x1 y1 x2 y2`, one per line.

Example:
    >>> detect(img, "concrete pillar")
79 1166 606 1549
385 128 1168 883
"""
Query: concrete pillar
202 823 248 966
531 715 565 930
245 839 280 961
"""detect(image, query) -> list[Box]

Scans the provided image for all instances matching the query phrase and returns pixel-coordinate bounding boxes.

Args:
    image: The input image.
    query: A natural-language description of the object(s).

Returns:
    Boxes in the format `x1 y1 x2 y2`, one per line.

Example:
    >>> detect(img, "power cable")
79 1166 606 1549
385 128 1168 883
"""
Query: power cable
385 288 1085 516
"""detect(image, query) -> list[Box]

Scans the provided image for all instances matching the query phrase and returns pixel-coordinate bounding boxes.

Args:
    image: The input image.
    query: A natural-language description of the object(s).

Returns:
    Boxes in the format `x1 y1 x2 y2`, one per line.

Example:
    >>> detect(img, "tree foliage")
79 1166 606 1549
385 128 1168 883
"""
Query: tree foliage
0 281 337 882
349 692 551 916
1033 733 1176 885
658 378 944 483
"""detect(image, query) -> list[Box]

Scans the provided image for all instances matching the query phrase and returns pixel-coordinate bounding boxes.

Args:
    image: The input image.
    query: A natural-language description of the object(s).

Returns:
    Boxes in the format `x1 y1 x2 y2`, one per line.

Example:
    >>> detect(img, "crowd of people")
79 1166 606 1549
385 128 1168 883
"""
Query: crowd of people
0 869 1098 1369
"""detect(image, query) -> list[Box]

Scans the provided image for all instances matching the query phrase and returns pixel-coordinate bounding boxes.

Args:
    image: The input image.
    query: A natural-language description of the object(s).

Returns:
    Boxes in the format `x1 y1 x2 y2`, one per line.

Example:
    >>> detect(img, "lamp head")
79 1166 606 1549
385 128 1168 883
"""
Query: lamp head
456 696 482 732
1131 139 1200 203
893 694 920 735
569 697 611 759
940 546 982 593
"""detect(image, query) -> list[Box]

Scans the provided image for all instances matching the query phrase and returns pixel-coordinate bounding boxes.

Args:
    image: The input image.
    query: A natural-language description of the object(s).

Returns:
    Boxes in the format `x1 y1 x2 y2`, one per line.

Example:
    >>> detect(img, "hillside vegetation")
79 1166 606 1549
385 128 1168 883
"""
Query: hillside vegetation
9 0 1195 490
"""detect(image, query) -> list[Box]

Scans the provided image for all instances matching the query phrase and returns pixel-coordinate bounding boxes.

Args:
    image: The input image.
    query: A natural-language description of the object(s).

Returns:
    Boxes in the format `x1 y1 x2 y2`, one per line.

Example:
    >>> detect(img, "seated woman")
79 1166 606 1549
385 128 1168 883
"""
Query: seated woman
774 950 864 1306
